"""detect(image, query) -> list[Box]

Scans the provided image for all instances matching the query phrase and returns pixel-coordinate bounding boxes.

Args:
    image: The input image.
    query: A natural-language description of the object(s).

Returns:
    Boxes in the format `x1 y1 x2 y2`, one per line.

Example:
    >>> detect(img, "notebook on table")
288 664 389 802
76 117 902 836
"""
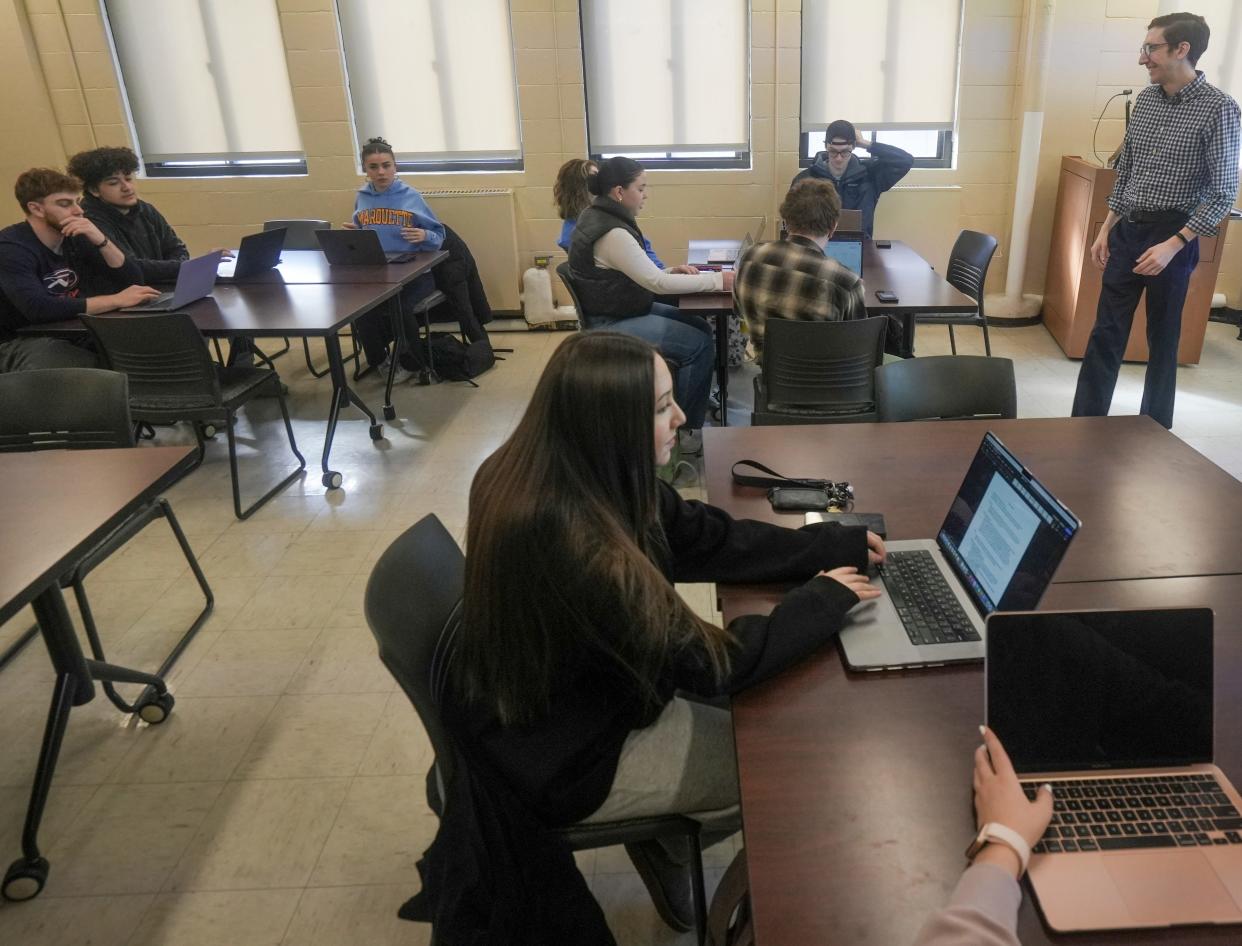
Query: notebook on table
836 431 1080 671
120 250 222 312
986 607 1242 932
216 227 285 280
317 227 415 265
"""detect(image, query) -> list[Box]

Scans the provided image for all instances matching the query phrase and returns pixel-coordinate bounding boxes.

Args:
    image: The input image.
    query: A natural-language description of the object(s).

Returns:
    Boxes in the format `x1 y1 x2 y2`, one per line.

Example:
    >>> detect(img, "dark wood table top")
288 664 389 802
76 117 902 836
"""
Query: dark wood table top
703 416 1242 584
0 447 196 624
220 248 447 285
679 239 976 315
724 574 1242 945
23 282 401 339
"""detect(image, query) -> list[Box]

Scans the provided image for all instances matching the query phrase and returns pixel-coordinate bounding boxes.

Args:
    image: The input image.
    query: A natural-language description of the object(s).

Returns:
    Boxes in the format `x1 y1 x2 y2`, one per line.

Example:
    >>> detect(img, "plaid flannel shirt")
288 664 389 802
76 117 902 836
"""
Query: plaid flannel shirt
732 236 867 358
1109 71 1240 237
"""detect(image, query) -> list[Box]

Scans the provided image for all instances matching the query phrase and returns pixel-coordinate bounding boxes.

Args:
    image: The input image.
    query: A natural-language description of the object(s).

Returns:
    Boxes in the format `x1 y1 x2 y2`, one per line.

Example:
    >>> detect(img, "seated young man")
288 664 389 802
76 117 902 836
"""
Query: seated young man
733 178 868 360
68 146 254 364
0 167 157 372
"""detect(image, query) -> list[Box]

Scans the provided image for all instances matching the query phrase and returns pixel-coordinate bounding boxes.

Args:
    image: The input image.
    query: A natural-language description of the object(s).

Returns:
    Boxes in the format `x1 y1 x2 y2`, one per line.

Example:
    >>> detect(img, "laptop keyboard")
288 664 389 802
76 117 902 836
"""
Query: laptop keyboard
880 550 980 646
1023 773 1242 853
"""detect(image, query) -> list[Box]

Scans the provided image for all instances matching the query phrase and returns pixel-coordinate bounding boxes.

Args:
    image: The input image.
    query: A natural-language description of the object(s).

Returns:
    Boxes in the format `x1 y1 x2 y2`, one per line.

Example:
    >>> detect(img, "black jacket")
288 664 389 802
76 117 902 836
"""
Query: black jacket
0 221 142 341
80 193 188 284
793 141 914 237
405 482 868 943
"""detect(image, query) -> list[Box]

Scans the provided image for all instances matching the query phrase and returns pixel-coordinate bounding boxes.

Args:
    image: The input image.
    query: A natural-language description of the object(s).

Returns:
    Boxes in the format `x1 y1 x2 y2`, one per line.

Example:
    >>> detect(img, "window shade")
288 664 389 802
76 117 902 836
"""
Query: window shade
800 0 963 133
581 0 748 154
103 0 303 163
335 0 521 163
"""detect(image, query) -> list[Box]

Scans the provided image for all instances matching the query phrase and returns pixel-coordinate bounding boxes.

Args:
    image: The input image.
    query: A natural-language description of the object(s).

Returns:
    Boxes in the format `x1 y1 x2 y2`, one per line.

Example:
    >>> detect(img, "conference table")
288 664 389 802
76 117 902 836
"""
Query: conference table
0 446 196 901
681 239 976 423
24 251 446 490
703 417 1242 944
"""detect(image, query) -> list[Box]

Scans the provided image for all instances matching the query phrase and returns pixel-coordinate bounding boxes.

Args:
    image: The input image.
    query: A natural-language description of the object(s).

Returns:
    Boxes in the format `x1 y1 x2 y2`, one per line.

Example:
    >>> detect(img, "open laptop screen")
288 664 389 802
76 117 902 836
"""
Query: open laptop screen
824 238 862 276
986 608 1213 773
937 433 1079 615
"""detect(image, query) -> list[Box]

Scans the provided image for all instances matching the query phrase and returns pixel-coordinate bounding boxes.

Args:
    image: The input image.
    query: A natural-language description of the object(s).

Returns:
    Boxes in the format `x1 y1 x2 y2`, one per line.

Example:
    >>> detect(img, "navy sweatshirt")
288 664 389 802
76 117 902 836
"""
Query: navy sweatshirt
0 221 143 342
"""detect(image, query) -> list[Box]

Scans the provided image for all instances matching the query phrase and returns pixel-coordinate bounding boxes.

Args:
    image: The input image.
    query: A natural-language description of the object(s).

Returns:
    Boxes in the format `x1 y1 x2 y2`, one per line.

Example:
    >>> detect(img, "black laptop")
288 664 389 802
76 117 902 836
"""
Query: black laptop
317 228 415 265
216 227 286 281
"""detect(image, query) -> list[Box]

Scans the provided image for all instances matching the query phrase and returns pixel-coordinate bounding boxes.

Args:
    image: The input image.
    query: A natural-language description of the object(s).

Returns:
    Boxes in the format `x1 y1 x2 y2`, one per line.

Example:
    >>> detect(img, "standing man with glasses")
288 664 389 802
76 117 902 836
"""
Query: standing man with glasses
792 119 913 237
1072 12 1239 430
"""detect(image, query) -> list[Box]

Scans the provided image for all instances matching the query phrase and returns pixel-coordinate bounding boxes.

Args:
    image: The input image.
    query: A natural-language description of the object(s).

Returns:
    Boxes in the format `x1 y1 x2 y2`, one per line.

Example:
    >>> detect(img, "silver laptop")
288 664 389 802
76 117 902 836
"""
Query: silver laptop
823 431 1080 671
121 250 222 312
317 227 415 265
707 232 752 265
987 607 1242 932
216 227 285 280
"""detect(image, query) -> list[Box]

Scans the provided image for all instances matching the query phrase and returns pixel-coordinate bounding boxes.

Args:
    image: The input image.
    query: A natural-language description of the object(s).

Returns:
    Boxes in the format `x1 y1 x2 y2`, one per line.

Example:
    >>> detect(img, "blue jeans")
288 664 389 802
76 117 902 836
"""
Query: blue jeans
591 303 714 428
1071 218 1199 430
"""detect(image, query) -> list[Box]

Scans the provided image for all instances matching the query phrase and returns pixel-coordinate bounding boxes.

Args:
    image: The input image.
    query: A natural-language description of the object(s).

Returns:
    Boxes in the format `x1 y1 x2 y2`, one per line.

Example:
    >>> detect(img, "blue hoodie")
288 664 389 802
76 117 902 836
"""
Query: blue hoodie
354 179 446 254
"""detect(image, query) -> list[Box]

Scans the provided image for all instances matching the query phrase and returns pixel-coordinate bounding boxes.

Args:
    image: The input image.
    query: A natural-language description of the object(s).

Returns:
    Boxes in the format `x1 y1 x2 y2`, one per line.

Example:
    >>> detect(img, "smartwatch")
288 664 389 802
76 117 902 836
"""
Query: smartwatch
965 822 1032 875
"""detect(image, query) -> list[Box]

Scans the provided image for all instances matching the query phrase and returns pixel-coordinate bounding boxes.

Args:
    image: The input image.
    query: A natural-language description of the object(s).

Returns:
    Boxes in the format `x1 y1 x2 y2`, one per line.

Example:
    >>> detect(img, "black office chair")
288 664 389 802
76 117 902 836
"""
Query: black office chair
916 230 998 356
876 355 1017 422
365 515 709 943
0 368 212 717
556 262 597 329
750 317 888 425
83 312 306 520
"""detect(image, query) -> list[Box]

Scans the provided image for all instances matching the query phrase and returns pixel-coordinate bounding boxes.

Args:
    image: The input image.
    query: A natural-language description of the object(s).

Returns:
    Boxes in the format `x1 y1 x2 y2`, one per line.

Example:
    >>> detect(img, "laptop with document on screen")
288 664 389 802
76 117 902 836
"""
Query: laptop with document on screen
986 607 1242 932
818 431 1080 671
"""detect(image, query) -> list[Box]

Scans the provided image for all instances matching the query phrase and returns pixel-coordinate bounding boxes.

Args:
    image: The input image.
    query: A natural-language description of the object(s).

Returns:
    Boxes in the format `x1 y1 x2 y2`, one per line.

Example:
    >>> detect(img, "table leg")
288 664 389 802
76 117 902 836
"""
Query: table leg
714 311 729 427
321 333 383 490
899 313 917 358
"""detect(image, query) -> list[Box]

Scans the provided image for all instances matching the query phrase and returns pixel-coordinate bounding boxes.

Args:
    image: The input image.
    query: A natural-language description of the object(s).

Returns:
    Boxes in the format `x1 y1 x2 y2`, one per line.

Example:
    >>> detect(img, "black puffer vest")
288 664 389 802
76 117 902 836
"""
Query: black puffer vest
567 198 653 321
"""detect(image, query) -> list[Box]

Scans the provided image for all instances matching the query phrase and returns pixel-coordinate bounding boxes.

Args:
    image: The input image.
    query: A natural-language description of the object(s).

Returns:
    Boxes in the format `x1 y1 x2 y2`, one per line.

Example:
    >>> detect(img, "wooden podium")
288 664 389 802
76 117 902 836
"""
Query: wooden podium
1042 155 1228 365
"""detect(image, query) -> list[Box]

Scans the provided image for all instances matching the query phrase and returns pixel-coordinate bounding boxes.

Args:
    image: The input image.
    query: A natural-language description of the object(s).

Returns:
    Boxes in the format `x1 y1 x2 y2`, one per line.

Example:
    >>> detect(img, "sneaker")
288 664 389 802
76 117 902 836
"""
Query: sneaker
379 357 415 385
624 840 695 933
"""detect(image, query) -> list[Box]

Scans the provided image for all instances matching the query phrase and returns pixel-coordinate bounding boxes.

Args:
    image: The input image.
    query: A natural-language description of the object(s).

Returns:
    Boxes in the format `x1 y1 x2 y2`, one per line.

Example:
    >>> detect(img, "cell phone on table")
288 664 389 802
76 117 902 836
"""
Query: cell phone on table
875 290 899 303
874 240 892 249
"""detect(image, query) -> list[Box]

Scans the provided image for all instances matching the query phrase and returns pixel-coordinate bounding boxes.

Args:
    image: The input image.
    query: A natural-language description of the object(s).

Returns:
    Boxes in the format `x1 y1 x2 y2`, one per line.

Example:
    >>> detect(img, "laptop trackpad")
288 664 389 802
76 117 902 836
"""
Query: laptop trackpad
1105 851 1240 924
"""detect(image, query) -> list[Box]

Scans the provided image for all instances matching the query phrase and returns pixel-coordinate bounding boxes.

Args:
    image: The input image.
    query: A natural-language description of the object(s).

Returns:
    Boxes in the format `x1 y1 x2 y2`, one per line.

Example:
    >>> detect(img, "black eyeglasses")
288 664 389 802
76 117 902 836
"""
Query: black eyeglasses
1139 42 1169 56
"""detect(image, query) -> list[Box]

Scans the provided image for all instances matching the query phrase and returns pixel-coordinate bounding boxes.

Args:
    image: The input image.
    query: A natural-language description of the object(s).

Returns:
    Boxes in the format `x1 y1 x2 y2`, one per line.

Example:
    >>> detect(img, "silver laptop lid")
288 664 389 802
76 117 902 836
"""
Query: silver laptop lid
986 608 1213 774
170 250 223 305
936 432 1080 616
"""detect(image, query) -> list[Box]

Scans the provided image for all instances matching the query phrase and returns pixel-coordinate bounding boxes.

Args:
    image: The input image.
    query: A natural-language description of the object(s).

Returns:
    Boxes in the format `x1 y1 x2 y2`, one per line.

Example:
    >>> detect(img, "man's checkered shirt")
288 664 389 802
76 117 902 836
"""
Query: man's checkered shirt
1108 71 1240 237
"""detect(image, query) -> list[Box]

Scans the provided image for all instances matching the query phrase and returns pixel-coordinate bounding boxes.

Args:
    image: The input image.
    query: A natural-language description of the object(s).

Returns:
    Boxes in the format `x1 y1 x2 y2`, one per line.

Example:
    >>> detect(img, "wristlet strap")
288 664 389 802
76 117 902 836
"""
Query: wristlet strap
731 459 836 491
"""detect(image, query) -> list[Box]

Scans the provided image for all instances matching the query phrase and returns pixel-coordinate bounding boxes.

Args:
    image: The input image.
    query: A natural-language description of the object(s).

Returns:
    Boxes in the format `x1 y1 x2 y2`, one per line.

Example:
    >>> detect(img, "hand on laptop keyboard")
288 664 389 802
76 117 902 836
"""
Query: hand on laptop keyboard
818 566 880 602
973 726 1053 878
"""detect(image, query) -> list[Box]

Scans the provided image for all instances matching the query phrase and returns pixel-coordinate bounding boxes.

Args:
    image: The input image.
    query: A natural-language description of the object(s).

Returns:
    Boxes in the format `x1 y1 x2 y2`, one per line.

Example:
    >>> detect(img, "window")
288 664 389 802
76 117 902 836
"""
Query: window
335 0 522 172
101 0 305 178
800 128 954 170
799 0 963 171
581 0 749 170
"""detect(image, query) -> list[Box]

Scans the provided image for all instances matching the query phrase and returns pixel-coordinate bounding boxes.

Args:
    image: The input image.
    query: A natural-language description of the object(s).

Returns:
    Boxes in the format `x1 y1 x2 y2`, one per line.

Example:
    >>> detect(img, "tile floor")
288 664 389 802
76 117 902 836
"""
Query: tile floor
2 318 1241 945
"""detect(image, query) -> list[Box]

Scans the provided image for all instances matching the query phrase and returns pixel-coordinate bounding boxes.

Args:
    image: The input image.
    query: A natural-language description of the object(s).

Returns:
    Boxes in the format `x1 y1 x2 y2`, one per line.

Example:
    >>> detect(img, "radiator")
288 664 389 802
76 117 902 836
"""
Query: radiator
424 189 521 312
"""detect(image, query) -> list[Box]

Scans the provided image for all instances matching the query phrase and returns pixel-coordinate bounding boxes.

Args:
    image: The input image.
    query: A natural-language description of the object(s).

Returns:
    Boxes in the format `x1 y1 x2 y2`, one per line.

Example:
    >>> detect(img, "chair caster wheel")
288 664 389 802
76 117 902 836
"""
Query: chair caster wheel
382 405 396 421
3 856 49 902
322 471 343 489
136 688 174 725
416 370 432 386
369 424 384 441
202 424 218 439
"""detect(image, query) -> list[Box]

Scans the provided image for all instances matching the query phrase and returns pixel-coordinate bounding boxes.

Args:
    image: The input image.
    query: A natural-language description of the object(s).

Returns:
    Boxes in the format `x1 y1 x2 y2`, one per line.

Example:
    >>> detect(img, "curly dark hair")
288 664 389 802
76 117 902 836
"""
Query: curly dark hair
15 168 81 214
66 146 139 191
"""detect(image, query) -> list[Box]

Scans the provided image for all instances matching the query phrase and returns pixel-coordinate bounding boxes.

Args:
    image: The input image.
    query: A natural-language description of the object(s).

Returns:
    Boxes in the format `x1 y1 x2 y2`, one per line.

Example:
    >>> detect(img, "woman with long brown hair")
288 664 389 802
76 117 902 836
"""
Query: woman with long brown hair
422 331 884 941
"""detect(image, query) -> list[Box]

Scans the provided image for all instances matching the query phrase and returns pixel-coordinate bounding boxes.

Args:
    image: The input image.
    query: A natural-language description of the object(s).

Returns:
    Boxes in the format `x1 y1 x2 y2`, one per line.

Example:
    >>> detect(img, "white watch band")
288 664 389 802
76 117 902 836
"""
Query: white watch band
979 822 1032 874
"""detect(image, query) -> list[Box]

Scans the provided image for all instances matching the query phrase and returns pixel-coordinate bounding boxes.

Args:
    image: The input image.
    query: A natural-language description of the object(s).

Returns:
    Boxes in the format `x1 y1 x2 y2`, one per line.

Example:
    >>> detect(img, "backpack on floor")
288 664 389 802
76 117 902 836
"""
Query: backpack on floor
429 333 496 385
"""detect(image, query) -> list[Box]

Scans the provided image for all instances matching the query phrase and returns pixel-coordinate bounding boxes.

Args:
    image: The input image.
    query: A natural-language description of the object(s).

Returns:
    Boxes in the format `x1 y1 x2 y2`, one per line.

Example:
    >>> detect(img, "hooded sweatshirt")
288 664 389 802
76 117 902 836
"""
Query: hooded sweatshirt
353 179 446 255
0 221 142 341
791 140 914 237
80 193 188 284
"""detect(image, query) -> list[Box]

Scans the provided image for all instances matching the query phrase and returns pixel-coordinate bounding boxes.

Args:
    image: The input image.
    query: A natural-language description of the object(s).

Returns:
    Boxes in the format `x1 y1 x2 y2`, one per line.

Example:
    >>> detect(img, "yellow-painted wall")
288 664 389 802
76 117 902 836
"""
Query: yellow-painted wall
1 0 1237 306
